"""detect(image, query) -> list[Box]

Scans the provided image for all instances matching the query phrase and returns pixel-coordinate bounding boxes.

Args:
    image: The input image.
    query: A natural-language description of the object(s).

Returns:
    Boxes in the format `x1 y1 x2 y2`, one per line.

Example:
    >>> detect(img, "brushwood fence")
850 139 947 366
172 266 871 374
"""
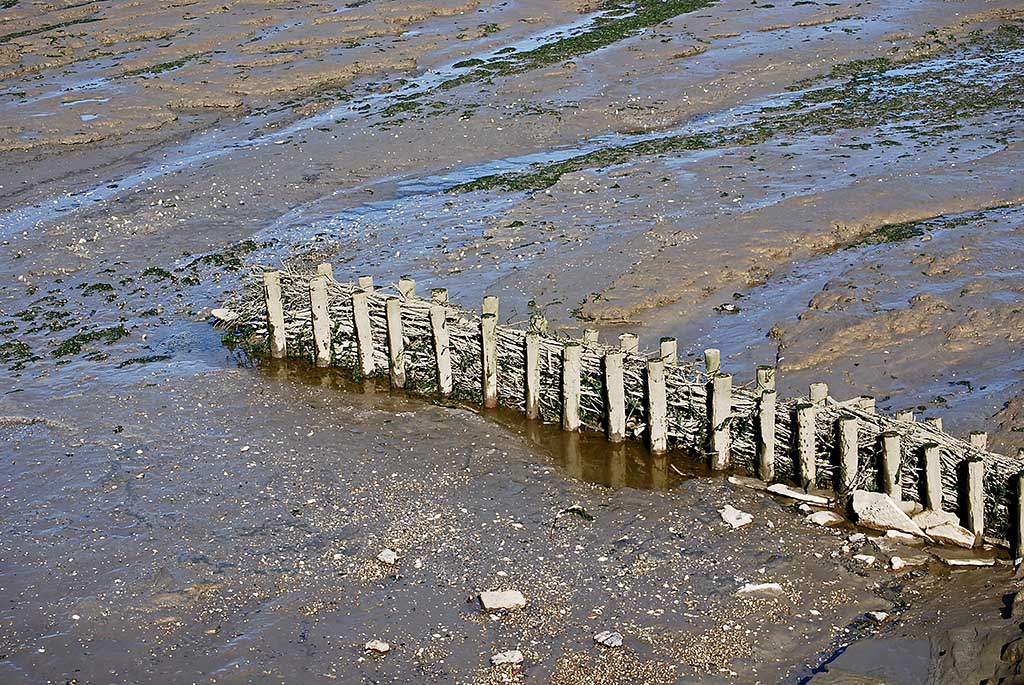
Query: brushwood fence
220 266 1024 555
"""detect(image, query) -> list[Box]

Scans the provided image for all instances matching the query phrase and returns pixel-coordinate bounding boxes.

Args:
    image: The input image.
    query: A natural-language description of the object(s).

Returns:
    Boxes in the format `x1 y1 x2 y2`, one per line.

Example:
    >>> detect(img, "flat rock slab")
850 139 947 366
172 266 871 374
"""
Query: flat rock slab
849 491 926 538
490 650 524 666
768 483 831 505
480 590 526 611
807 511 845 527
720 504 754 528
736 582 785 598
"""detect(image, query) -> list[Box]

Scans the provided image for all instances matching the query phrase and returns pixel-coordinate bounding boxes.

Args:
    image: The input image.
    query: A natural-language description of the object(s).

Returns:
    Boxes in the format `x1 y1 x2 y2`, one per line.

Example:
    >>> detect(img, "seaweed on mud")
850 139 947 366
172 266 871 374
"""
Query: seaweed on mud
0 341 35 370
0 16 101 43
122 54 204 78
52 325 129 358
117 355 171 368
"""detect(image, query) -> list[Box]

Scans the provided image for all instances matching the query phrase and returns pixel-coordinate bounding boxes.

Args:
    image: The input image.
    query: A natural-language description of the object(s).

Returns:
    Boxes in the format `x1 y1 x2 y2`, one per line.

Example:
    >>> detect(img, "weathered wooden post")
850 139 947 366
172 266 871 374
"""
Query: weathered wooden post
604 350 626 442
385 297 405 389
924 416 943 431
308 275 331 367
358 275 374 292
756 365 777 482
582 329 599 345
529 313 548 334
647 359 668 454
709 372 732 471
1013 472 1024 564
960 457 984 545
880 430 902 501
796 402 816 489
316 262 334 279
481 312 498 408
351 289 375 376
483 295 499 317
703 348 720 375
836 417 859 494
429 304 452 396
859 396 876 413
262 270 287 358
619 333 639 354
562 342 582 432
896 410 915 423
431 288 449 306
660 337 677 366
524 332 540 420
921 443 943 511
809 382 828 407
398 276 416 299
969 431 988 451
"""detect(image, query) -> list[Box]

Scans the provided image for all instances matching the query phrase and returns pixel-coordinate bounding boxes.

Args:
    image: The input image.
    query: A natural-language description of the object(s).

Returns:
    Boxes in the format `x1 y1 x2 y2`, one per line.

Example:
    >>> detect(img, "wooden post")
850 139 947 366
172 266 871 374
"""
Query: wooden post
836 417 859 494
924 416 943 431
1013 473 1024 564
316 262 334 279
921 443 942 511
481 313 498 408
960 458 984 544
529 313 548 334
880 430 902 501
756 365 776 482
809 382 828 407
525 332 540 420
659 337 677 366
619 333 639 354
431 288 449 306
385 297 405 389
430 305 452 396
562 343 582 432
308 275 331 367
709 373 732 471
896 410 915 423
859 396 876 413
351 290 375 376
398 276 416 299
604 351 626 442
483 295 499 317
796 402 816 489
358 275 374 292
582 329 599 345
969 431 988 451
647 359 667 454
262 270 287 359
703 348 720 375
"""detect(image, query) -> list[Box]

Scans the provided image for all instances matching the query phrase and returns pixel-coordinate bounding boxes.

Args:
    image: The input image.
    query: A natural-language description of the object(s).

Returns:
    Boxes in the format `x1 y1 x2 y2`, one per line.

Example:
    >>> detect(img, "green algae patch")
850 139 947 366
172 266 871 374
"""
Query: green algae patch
53 325 130 358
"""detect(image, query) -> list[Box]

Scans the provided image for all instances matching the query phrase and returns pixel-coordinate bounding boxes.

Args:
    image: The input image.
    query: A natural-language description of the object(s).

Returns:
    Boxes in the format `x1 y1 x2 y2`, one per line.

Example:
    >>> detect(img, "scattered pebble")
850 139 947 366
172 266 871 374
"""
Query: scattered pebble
720 504 754 529
377 548 398 565
479 589 526 611
365 639 390 654
490 650 524 666
594 630 623 648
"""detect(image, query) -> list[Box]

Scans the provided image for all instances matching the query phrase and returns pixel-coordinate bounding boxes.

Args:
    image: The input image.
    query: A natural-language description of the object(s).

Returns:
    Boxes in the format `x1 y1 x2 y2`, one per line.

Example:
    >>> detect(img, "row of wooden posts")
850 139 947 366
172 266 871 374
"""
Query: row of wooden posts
258 267 1022 554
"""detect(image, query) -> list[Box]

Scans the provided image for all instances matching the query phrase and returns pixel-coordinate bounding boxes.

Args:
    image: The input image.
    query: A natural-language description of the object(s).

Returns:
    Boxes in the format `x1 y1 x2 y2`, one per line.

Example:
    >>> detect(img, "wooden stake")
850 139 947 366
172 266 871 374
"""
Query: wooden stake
525 332 540 420
481 313 498 408
604 351 626 442
582 328 599 345
483 295 499 317
529 313 548 334
703 348 720 375
358 275 374 292
924 416 943 431
756 365 776 392
398 276 416 299
880 430 902 501
758 389 777 482
619 333 639 354
809 382 828 406
969 431 988 451
562 343 582 432
896 410 915 423
263 270 287 359
659 337 678 366
922 443 942 511
385 297 405 389
837 417 859 494
316 262 334 279
709 373 732 471
647 359 667 454
431 288 449 306
1013 474 1024 564
796 402 816 489
308 275 331 367
351 290 375 376
859 396 876 413
430 304 452 396
960 458 984 544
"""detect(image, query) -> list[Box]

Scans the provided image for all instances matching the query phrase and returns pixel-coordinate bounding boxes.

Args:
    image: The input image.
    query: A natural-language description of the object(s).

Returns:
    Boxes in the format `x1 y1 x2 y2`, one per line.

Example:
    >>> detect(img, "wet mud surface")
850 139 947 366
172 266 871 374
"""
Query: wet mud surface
2 0 1024 682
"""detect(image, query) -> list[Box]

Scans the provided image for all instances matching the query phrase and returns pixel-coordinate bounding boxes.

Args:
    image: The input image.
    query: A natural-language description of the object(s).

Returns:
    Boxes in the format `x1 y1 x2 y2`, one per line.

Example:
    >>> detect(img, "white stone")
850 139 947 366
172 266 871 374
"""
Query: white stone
594 631 623 648
211 308 239 323
490 650 524 666
897 500 923 517
884 530 922 544
377 548 398 565
912 509 960 531
849 491 926 537
867 611 889 623
365 639 390 654
480 590 526 611
767 483 830 505
890 557 906 571
806 511 844 527
736 582 785 598
848 533 866 543
939 556 995 567
728 475 767 491
853 554 877 565
926 522 975 549
720 505 754 529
